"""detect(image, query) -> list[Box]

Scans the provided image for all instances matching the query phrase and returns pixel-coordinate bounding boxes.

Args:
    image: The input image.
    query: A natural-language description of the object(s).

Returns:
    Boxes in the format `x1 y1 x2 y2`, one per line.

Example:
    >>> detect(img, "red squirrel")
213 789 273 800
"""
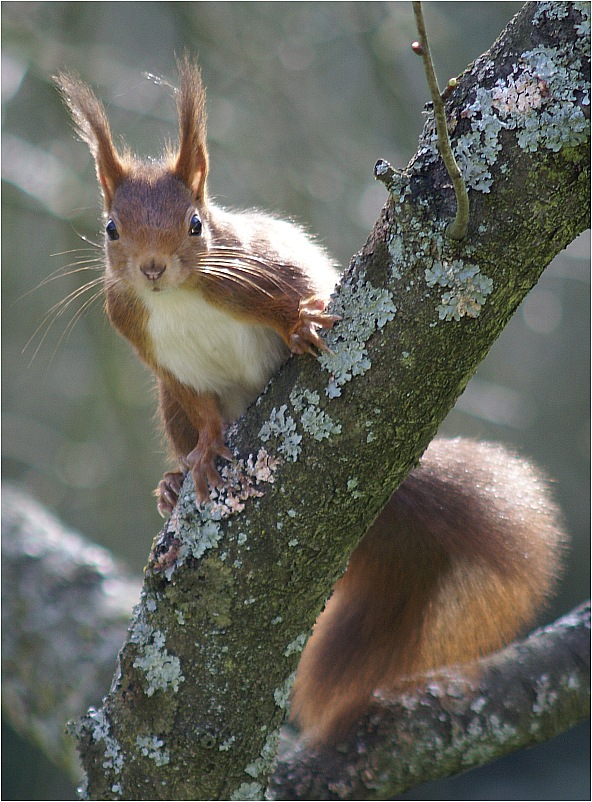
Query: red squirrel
55 59 566 745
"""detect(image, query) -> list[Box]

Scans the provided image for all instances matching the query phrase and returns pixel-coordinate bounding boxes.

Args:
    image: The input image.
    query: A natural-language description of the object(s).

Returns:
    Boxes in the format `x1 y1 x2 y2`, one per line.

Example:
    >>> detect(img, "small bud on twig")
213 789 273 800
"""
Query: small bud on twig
411 41 424 55
440 77 457 101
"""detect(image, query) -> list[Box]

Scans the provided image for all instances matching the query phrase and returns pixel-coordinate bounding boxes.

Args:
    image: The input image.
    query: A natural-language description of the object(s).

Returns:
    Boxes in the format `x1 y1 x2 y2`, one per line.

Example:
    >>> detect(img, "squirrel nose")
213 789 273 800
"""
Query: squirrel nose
140 260 166 282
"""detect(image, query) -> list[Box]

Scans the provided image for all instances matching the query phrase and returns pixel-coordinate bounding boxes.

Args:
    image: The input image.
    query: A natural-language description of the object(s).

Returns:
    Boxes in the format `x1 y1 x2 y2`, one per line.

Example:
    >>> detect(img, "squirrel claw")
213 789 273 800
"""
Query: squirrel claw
186 440 233 504
156 470 185 518
289 298 340 356
155 439 233 514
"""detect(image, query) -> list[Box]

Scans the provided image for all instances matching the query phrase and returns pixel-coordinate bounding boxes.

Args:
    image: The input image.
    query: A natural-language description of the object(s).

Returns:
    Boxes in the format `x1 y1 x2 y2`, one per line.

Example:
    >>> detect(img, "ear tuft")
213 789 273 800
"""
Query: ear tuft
54 72 127 207
171 56 209 201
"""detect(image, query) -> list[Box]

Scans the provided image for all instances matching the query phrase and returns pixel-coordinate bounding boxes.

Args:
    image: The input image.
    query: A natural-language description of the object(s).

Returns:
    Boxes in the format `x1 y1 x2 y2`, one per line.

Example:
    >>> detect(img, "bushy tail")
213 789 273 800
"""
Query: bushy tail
291 438 566 744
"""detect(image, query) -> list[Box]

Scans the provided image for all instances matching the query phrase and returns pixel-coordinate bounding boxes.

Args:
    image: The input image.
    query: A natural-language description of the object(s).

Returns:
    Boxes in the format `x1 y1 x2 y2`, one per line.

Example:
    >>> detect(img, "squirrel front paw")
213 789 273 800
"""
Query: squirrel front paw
289 297 340 356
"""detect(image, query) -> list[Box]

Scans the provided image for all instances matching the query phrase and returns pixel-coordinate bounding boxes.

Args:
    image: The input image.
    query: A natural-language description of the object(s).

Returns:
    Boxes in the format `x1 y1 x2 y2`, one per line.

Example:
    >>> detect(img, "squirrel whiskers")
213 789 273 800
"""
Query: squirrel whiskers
25 267 105 366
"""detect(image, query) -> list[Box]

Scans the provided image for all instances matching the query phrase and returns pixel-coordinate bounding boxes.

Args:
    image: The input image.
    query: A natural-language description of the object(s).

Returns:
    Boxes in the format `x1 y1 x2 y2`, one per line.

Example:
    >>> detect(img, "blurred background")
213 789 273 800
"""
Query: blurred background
2 2 589 799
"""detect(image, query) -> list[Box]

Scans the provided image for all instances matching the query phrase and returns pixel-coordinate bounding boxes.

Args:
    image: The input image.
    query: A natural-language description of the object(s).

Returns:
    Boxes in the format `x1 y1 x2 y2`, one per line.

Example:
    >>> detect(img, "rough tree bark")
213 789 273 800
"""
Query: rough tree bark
4 2 589 800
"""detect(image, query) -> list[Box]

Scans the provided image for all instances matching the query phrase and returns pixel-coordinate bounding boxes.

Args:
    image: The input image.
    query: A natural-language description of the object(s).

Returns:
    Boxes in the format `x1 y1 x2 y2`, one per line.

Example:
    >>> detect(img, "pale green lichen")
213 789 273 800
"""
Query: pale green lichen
453 91 502 192
129 597 184 694
488 714 518 742
454 32 590 192
566 673 580 690
180 518 223 562
135 734 170 766
531 672 559 718
274 672 296 710
319 269 397 397
258 404 302 460
219 735 236 751
290 388 342 440
161 497 226 579
470 696 487 714
347 476 364 499
257 389 341 470
88 708 124 776
244 729 280 779
284 632 308 657
129 605 154 647
132 629 184 696
230 782 263 801
454 711 518 767
533 1 589 29
145 594 157 612
573 0 591 38
160 449 280 578
425 260 493 320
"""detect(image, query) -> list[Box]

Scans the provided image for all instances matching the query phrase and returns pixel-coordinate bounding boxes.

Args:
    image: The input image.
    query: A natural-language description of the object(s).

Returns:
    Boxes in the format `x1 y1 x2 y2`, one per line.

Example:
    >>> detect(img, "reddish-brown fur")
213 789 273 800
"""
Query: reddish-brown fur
56 61 566 747
55 58 339 510
292 438 565 743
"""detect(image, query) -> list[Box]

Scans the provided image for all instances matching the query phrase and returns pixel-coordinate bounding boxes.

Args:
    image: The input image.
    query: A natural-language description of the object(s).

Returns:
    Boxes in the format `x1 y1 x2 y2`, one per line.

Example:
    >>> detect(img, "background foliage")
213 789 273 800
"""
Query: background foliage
2 2 589 799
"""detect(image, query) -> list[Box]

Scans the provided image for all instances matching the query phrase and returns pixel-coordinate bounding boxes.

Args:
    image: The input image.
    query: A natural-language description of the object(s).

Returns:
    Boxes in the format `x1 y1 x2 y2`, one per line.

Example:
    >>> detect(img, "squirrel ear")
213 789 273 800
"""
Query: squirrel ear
55 73 126 208
172 57 209 201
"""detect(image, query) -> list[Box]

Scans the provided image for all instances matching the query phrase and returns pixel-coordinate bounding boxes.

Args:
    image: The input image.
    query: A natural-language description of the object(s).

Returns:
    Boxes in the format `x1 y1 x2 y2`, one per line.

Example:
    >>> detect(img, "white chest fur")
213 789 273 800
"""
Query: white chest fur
144 289 287 420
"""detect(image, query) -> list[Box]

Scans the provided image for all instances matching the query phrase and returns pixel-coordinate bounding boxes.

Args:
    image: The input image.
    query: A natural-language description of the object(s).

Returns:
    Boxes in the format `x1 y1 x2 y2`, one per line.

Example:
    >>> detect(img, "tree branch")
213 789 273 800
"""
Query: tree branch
1 485 140 778
10 2 588 799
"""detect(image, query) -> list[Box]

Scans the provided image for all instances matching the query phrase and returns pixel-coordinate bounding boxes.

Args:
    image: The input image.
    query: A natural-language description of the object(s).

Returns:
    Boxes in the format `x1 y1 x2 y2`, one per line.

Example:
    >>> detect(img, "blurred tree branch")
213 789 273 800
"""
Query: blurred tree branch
3 2 589 799
1 485 140 779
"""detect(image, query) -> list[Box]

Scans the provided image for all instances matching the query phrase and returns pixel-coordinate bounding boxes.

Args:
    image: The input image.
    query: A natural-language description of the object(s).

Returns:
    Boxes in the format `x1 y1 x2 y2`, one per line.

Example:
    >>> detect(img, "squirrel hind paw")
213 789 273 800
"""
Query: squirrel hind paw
185 440 233 504
155 470 185 518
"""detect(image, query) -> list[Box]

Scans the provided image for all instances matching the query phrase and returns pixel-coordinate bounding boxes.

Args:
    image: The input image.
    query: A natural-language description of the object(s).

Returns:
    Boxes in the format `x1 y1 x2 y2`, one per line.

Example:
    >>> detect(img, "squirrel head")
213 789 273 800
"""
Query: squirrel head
55 57 212 293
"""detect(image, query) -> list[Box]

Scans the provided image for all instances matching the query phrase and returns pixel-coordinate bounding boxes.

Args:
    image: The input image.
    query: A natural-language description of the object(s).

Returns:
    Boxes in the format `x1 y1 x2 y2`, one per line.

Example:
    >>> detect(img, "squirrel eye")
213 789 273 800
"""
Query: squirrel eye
105 219 119 241
189 213 202 237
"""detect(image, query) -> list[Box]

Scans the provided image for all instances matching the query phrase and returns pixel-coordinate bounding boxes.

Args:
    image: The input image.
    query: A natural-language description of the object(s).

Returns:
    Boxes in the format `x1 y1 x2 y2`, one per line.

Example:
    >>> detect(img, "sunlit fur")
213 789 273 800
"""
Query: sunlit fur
54 58 338 500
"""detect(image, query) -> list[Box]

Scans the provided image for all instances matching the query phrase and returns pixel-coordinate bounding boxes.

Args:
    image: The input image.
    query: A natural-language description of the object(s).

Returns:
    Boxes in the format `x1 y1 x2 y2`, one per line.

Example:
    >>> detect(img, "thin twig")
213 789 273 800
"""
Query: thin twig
412 1 469 240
